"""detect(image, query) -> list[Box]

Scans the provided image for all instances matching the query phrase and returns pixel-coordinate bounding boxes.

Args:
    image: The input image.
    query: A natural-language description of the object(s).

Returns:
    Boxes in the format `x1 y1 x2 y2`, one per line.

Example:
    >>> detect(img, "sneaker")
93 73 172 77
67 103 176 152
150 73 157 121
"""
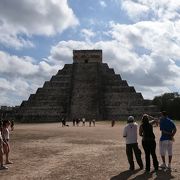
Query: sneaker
167 164 171 170
0 165 8 170
145 169 150 173
6 161 13 164
154 168 159 171
129 166 134 171
159 163 167 169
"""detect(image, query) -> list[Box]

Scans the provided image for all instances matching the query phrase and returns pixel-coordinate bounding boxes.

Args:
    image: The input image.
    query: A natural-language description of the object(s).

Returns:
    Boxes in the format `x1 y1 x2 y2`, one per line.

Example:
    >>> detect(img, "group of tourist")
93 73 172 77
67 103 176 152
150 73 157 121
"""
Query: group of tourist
123 111 177 172
0 119 13 170
62 117 96 127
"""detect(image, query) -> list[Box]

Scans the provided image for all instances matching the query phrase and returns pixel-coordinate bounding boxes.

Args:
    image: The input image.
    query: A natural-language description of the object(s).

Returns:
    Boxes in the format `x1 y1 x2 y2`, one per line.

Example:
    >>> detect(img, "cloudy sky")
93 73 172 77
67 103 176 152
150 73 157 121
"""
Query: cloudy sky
0 0 180 106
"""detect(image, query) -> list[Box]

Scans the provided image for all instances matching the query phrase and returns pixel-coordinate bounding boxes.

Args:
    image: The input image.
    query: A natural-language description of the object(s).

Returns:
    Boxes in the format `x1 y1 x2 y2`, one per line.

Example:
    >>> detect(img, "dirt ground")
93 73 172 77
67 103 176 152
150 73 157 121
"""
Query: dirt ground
0 121 179 180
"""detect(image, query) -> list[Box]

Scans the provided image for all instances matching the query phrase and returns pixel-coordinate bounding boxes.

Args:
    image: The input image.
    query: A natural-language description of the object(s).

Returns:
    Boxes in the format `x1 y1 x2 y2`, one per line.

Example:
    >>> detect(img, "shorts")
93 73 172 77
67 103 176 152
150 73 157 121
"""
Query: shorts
159 140 173 156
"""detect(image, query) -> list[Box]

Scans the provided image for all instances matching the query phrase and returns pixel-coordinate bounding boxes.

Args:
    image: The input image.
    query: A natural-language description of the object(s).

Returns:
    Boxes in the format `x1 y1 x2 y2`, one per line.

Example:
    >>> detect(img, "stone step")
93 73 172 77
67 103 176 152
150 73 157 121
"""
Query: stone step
21 99 69 107
50 82 70 87
28 94 68 101
104 92 143 99
103 86 135 93
20 106 64 110
102 80 128 86
104 105 156 115
26 100 67 106
50 75 71 81
43 81 71 88
36 87 70 93
19 111 62 116
130 105 158 112
56 64 73 74
102 68 115 74
104 99 143 106
102 74 121 80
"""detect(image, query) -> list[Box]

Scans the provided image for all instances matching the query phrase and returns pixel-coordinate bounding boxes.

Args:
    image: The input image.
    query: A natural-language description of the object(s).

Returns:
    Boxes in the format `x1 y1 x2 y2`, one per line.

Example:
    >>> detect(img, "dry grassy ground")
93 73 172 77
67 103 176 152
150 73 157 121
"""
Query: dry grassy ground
0 121 179 180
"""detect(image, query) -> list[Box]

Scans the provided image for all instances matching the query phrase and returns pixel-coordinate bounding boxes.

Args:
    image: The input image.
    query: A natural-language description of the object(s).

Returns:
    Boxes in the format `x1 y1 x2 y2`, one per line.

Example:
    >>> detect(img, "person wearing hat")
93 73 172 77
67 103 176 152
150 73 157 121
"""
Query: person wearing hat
123 116 143 170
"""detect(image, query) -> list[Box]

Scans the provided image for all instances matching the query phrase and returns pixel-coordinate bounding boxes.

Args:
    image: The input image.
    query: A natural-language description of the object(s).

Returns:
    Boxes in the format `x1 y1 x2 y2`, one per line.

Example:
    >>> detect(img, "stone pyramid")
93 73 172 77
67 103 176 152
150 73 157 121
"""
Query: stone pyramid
18 50 157 122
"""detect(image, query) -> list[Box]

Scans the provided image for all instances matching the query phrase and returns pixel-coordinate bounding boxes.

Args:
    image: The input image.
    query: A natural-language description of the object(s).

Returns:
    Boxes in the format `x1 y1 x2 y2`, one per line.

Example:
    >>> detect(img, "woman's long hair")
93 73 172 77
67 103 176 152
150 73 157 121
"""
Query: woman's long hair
142 114 149 124
141 114 155 139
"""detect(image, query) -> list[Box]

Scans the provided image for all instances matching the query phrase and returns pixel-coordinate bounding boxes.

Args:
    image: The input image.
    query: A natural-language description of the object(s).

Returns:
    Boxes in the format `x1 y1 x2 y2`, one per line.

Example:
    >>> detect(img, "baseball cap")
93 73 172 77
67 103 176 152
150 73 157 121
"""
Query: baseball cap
128 116 134 122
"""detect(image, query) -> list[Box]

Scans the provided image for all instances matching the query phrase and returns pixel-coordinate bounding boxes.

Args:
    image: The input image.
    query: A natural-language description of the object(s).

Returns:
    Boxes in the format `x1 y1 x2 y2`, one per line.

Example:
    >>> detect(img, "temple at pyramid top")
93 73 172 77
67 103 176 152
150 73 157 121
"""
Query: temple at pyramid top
18 49 158 122
73 50 102 63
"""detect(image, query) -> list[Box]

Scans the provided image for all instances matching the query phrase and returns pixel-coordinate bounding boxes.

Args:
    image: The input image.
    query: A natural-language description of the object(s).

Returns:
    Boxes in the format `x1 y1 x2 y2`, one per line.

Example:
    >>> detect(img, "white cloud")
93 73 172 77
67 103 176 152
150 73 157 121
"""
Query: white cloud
120 0 180 22
121 0 149 21
48 40 94 64
99 1 107 8
0 51 60 106
81 29 95 42
0 21 34 49
0 78 15 91
109 21 180 61
0 0 79 49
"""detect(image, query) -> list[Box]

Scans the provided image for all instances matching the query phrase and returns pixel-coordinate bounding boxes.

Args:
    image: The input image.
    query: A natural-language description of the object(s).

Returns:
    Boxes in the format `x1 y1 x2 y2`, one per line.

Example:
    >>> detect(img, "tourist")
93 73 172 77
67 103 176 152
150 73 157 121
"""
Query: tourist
92 119 96 127
111 119 115 127
10 119 14 131
0 123 8 170
61 113 69 127
82 118 86 126
139 114 158 172
89 119 92 127
61 118 69 127
62 118 66 127
159 111 177 170
2 120 13 164
72 118 76 126
76 118 80 126
123 116 143 170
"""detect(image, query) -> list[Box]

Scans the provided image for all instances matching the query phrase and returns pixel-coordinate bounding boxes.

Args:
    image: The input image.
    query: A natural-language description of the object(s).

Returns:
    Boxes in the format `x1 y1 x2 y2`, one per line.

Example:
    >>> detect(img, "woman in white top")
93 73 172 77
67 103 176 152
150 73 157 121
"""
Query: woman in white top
2 120 13 164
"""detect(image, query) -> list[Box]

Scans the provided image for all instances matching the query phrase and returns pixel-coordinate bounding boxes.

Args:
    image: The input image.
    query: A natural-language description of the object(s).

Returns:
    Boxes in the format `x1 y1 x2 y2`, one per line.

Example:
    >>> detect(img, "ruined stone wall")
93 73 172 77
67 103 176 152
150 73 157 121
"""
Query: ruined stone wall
73 50 102 63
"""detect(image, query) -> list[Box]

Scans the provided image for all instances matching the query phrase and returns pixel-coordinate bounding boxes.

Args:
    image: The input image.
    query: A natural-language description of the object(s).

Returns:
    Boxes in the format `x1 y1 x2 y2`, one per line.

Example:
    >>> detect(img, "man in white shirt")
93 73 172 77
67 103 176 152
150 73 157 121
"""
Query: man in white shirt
123 116 143 170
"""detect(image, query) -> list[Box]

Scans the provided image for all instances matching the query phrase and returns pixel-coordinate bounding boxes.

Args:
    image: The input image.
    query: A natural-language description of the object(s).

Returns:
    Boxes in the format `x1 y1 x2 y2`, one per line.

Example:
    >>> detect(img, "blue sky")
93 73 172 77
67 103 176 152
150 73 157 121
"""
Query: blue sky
0 0 180 106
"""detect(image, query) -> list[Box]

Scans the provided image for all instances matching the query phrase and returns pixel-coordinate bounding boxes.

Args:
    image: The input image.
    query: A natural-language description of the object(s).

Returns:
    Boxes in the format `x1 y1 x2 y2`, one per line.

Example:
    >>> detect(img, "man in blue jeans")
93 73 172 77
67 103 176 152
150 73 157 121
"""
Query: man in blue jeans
159 111 177 170
123 116 143 170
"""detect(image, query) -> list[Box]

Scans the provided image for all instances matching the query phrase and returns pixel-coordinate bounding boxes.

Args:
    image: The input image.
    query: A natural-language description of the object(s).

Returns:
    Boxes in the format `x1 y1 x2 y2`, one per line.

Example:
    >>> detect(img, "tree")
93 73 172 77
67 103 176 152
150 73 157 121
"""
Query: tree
152 92 180 120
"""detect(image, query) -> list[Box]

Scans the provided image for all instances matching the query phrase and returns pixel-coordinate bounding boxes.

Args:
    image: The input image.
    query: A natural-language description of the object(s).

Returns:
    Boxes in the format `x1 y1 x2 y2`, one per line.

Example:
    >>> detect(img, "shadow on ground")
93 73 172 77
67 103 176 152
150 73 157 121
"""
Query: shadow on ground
110 169 176 180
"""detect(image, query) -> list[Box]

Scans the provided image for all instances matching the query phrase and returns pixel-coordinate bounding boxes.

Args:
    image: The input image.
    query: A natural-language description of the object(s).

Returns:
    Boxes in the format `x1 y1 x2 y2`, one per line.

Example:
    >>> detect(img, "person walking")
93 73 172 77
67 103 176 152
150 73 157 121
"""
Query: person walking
139 114 159 172
123 116 143 170
159 111 177 170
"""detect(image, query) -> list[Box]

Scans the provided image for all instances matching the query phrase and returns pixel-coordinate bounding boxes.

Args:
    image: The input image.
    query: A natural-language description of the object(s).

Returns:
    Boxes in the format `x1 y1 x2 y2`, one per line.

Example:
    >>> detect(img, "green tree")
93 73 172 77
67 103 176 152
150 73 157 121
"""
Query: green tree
152 92 180 120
